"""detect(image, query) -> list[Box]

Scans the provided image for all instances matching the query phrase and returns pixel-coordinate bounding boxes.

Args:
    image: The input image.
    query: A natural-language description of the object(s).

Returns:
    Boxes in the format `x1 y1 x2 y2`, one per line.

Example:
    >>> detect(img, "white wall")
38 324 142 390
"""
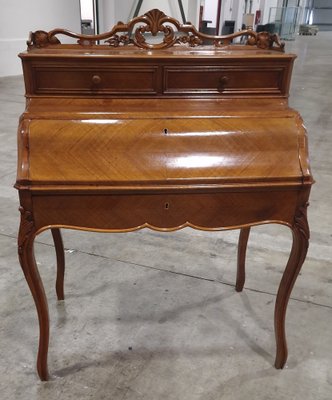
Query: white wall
203 0 219 27
81 0 94 21
218 0 266 32
261 0 279 24
113 0 191 24
98 0 115 32
0 0 81 77
231 0 244 32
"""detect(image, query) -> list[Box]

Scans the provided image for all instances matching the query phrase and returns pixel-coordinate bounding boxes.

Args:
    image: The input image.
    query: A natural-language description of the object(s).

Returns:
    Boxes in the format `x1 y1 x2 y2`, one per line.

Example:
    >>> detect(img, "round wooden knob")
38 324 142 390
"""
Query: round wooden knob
92 75 102 85
219 76 229 89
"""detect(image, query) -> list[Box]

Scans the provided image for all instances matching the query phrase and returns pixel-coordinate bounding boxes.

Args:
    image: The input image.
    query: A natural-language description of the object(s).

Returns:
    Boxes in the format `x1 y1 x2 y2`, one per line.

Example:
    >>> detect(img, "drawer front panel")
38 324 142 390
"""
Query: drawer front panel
33 66 158 95
33 191 298 232
164 66 285 95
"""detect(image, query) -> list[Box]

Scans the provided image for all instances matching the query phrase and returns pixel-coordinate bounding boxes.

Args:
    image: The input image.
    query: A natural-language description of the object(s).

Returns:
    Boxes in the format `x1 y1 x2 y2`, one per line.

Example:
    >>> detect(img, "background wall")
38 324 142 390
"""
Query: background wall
203 0 219 27
0 0 81 77
312 0 332 30
98 0 200 35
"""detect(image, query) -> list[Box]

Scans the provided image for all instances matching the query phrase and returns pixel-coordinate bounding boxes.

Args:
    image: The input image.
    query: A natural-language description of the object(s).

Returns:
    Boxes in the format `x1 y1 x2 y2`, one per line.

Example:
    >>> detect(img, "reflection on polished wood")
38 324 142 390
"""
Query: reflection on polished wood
16 9 313 380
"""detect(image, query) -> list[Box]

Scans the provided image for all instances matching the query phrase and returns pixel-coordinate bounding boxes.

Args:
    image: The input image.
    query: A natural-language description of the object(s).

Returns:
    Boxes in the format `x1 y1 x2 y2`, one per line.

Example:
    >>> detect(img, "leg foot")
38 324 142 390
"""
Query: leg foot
51 228 65 300
236 227 250 292
274 205 309 369
18 206 49 381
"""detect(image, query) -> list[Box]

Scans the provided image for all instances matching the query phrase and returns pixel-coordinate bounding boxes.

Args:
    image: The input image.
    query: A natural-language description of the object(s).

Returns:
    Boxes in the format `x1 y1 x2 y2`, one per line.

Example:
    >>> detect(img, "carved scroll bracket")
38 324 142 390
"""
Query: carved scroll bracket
18 206 35 255
27 30 60 48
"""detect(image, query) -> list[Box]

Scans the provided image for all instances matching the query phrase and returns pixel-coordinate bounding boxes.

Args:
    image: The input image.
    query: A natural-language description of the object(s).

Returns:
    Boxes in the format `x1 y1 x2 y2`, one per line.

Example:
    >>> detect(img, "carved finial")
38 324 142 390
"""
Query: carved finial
27 30 61 49
143 9 168 35
248 32 285 51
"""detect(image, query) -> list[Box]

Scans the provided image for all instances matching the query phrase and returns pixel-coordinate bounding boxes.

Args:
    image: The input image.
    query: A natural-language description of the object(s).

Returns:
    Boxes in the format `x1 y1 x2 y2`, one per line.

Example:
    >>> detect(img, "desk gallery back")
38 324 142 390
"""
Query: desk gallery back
15 9 313 381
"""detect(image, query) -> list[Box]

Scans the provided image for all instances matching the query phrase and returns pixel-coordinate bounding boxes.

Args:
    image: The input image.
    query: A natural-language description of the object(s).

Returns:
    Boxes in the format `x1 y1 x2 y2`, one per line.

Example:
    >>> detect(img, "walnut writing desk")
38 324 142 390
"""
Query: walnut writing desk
16 10 313 380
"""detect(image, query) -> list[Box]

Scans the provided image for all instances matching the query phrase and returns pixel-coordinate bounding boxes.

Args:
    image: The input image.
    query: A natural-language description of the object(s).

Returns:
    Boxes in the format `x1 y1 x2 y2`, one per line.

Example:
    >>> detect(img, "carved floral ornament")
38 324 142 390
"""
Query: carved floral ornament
18 206 35 255
294 202 310 241
27 9 284 52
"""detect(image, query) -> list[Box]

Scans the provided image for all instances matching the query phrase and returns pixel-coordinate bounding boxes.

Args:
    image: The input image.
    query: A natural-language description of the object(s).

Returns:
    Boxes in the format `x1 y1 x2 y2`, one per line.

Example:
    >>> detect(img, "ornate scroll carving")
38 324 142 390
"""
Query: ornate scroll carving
26 8 284 52
18 206 35 255
294 202 310 241
177 33 202 47
247 32 285 51
27 30 60 49
105 34 132 47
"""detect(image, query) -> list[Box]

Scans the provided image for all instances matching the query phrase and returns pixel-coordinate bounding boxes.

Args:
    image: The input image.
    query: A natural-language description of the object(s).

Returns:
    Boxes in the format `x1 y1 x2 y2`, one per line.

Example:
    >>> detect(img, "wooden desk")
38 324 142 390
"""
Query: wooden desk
16 9 313 380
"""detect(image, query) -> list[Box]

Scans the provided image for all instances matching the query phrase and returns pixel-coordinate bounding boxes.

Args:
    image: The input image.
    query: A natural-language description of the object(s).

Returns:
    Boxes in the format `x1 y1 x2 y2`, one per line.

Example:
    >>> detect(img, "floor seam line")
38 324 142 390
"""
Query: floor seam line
4 235 331 310
114 259 332 310
55 242 332 310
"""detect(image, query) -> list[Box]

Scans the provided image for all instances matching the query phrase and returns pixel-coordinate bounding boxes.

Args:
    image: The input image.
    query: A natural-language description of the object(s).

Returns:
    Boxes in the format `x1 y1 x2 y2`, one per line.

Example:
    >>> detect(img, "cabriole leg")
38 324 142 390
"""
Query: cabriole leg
51 228 65 301
274 204 309 369
236 227 250 292
18 206 49 381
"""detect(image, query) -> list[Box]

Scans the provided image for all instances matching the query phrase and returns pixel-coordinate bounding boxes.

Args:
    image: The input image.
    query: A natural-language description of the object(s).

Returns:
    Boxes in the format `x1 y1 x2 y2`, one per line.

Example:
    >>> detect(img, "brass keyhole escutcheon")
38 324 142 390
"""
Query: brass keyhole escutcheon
164 202 169 210
163 128 168 135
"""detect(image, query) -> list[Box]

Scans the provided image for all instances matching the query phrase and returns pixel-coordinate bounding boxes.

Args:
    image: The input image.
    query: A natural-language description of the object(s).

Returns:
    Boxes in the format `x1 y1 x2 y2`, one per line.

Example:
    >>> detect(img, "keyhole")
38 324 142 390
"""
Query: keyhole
165 202 169 210
163 128 168 135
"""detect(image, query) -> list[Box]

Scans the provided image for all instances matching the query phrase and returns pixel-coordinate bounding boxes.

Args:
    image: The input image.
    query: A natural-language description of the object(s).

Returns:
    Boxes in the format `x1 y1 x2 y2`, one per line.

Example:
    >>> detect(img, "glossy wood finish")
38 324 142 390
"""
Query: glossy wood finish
21 50 293 98
24 117 302 187
16 9 313 380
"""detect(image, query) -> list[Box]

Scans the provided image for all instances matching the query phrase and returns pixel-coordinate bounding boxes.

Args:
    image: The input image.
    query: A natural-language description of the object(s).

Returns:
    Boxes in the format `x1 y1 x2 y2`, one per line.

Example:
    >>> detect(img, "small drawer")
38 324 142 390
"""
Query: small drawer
163 66 285 96
32 66 158 95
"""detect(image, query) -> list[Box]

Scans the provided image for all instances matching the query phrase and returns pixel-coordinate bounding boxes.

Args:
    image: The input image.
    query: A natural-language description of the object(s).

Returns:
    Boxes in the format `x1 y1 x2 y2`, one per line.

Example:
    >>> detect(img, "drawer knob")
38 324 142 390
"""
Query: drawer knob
219 76 229 90
92 75 102 85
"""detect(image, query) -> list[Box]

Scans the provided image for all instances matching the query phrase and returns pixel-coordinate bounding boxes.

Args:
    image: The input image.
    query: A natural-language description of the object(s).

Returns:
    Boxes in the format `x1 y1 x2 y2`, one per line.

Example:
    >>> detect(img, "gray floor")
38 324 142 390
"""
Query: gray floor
0 33 331 400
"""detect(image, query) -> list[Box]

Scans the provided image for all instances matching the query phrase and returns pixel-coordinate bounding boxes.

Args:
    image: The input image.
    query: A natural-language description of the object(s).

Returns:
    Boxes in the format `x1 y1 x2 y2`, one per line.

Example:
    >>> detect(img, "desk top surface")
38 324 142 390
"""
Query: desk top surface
20 46 296 59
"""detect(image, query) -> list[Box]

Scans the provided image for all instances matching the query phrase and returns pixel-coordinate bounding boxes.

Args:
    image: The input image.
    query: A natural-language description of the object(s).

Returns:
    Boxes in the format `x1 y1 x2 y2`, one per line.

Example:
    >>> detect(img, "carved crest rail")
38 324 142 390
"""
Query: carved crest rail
27 8 284 51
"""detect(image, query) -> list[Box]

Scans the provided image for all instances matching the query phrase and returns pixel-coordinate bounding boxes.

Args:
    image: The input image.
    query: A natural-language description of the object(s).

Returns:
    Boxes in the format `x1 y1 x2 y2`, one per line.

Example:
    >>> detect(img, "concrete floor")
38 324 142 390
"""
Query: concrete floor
0 33 331 400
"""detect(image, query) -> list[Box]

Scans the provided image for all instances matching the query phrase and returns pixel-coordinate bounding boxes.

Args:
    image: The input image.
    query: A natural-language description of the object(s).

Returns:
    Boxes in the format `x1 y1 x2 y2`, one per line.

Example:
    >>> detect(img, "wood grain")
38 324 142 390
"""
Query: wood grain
15 9 313 381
